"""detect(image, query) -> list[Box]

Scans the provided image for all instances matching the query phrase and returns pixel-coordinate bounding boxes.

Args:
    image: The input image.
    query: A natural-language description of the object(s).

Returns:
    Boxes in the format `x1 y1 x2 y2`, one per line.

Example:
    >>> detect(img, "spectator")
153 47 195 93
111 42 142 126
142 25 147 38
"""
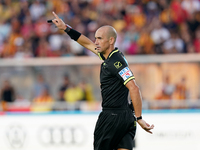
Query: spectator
123 25 140 55
48 32 63 52
159 6 177 31
163 31 184 54
128 5 146 29
170 0 188 25
32 87 54 112
0 79 15 102
34 16 50 38
186 12 200 38
179 23 193 53
20 17 34 39
181 0 200 15
33 87 54 103
60 41 74 57
36 37 55 57
193 28 200 53
2 17 23 58
137 26 154 54
145 1 160 21
157 0 168 11
173 77 189 100
63 83 84 104
14 38 33 59
0 80 16 111
155 75 175 100
18 0 30 24
58 74 70 101
32 74 49 98
150 18 170 53
0 19 11 45
186 42 195 53
0 39 10 58
29 0 46 22
78 79 95 102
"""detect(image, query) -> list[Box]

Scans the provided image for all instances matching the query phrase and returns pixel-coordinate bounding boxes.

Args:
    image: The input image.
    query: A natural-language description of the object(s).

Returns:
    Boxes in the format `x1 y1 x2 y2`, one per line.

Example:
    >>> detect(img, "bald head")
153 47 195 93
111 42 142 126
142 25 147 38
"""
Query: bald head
97 25 117 43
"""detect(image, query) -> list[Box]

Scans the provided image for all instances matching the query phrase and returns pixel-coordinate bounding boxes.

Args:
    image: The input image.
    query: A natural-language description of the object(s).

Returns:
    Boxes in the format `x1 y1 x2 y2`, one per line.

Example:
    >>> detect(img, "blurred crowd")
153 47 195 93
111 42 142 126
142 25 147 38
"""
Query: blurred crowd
0 72 197 111
153 75 190 109
0 73 97 111
155 75 189 100
1 0 200 58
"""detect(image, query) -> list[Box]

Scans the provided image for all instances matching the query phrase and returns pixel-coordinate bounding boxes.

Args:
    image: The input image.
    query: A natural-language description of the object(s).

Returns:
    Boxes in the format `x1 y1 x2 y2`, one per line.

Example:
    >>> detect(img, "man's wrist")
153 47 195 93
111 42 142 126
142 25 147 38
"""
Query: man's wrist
64 24 72 32
64 25 81 41
136 116 142 121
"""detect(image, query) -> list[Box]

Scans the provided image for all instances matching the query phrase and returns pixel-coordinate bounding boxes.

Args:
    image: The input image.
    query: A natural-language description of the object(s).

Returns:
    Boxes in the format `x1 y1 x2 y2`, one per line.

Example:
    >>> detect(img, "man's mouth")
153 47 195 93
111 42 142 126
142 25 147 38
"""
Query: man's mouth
95 46 101 50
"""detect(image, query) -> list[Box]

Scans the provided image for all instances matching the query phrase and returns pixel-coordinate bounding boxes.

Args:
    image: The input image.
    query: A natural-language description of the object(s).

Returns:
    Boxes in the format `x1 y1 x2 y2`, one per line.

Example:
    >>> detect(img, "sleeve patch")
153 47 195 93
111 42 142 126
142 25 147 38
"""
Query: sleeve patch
118 67 133 81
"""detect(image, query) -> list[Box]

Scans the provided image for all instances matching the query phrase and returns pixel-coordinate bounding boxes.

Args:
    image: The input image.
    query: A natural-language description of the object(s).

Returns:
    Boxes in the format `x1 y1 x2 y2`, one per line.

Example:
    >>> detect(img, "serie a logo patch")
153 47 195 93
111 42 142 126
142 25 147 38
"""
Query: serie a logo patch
119 67 133 81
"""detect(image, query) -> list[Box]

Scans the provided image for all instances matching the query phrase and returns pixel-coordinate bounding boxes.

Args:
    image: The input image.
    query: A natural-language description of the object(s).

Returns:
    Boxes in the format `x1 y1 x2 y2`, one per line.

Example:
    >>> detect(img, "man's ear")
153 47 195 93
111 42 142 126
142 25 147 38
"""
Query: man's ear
109 37 115 45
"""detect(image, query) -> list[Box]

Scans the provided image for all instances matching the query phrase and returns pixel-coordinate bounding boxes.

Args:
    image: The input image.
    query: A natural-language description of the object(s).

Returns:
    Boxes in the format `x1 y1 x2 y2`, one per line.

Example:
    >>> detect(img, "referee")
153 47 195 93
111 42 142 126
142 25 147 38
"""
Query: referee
51 12 154 150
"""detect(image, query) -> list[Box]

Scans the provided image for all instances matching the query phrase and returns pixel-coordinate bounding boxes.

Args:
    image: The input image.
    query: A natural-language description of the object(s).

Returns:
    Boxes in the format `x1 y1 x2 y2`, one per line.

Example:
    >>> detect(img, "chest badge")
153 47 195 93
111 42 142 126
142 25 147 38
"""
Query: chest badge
103 62 107 68
114 61 122 69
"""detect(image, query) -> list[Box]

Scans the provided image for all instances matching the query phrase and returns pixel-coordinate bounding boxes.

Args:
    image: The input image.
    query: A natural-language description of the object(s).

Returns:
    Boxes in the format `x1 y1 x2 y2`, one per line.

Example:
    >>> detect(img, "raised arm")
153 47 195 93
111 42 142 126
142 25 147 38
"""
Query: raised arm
77 34 98 55
51 12 98 55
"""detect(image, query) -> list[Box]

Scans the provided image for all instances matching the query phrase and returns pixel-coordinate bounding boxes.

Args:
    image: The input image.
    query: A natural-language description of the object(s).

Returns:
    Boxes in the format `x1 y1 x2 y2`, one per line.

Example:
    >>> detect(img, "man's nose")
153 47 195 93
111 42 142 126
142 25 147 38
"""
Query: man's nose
95 39 98 45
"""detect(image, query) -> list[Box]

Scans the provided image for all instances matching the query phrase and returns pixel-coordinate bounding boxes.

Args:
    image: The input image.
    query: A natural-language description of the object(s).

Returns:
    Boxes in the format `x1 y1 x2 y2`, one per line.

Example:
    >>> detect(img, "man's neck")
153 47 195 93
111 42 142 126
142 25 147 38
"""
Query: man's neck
103 46 115 59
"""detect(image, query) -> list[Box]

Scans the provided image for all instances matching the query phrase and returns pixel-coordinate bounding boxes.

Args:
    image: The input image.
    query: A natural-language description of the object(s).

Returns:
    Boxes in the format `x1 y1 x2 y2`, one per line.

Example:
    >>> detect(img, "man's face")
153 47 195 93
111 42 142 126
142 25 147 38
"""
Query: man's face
95 28 110 54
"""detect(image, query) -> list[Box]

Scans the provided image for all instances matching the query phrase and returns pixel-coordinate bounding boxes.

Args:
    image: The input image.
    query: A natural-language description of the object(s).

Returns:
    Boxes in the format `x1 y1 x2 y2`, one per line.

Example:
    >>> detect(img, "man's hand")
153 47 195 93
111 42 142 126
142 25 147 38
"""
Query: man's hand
52 12 66 30
137 119 154 134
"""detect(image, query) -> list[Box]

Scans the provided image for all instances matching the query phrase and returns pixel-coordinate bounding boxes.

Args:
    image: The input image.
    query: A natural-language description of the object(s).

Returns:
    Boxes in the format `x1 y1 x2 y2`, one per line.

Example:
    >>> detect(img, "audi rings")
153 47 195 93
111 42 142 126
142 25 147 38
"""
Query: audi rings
38 125 87 146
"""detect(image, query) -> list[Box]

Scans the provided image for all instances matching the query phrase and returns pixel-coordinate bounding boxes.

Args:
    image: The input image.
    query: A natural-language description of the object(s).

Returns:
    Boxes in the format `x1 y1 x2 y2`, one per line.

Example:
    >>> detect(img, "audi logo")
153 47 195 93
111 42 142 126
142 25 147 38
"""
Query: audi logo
38 125 87 146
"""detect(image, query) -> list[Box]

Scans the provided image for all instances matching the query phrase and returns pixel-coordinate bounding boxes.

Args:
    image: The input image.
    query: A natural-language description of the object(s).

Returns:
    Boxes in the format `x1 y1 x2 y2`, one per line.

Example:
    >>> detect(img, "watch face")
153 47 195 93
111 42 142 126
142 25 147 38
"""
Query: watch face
65 26 71 32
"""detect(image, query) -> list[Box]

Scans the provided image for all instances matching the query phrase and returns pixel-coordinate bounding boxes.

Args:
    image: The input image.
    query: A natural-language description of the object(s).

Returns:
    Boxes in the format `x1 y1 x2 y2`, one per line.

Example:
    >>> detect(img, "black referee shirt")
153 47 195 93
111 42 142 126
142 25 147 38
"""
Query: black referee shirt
98 48 135 108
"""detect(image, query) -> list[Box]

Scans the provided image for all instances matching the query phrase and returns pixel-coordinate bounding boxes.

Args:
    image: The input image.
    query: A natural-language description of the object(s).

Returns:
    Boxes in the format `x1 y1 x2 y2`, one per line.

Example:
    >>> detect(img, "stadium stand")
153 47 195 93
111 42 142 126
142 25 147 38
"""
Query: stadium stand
1 0 200 112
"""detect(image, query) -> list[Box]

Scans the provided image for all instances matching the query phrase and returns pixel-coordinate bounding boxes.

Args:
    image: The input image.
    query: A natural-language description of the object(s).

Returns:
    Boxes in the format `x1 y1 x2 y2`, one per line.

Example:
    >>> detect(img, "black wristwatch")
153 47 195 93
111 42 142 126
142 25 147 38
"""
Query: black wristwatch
136 116 142 121
64 24 72 33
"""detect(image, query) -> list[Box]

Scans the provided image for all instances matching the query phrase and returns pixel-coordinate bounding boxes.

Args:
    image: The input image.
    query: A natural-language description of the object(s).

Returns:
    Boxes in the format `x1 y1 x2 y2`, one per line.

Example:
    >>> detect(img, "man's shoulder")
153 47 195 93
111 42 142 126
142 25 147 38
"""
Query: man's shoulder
107 51 127 71
109 50 126 64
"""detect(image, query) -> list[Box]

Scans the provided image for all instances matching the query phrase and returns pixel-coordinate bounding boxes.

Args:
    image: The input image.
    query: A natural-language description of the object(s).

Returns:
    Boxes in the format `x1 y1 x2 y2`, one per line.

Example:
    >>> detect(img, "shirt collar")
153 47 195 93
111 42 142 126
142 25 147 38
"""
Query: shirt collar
108 47 119 58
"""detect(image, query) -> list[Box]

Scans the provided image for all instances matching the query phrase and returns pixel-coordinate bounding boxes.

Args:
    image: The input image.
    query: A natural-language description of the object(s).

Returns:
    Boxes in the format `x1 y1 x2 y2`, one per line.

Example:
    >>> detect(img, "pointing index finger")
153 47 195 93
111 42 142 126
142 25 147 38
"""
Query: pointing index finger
52 11 59 19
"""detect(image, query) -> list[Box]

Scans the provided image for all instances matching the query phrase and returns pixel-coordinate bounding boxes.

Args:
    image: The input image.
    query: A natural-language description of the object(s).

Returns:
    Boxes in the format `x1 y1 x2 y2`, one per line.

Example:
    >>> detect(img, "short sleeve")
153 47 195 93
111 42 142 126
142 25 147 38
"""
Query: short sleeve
118 67 135 85
109 56 135 85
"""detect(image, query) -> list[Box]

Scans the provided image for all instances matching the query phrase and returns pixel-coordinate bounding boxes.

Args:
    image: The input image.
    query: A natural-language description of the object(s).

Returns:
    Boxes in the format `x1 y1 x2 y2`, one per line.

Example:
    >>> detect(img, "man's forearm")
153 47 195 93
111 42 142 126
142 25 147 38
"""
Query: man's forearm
64 28 97 55
129 86 142 118
126 80 143 118
77 35 98 55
